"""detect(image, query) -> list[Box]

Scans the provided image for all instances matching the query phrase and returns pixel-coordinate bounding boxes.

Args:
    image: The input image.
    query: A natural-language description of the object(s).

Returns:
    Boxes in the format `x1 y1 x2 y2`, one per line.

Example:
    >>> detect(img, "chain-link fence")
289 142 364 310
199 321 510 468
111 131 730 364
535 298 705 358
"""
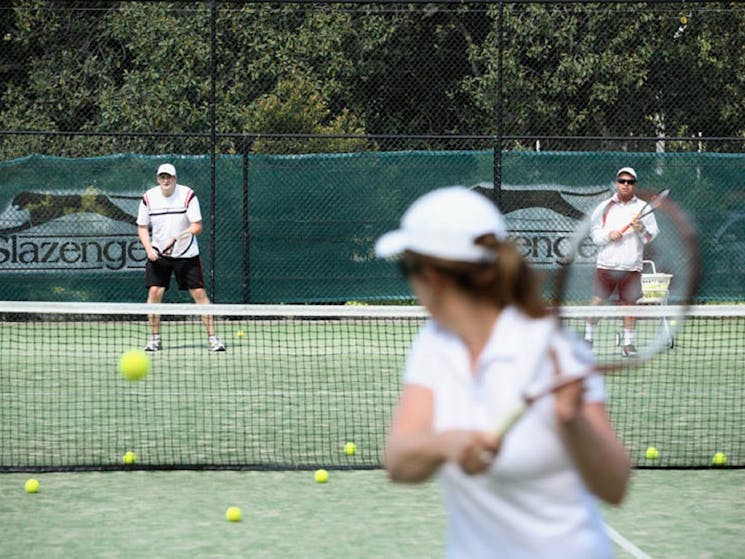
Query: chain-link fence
1 1 744 302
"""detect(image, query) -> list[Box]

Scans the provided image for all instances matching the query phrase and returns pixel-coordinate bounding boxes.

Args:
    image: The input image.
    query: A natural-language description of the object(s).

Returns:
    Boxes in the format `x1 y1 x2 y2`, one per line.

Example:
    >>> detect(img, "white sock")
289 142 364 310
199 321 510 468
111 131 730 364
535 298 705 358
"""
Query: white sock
584 323 594 341
624 329 634 345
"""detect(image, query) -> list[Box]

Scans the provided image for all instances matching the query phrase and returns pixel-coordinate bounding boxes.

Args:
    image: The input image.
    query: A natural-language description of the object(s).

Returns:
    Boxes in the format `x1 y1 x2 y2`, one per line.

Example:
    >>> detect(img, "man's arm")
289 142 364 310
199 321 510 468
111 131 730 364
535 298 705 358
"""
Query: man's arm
636 212 659 244
138 225 159 261
590 202 613 245
185 221 203 236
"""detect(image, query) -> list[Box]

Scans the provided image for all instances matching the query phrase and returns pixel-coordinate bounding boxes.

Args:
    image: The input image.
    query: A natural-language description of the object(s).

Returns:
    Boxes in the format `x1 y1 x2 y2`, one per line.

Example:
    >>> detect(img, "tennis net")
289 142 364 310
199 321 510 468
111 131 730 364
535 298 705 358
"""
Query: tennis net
1 302 742 471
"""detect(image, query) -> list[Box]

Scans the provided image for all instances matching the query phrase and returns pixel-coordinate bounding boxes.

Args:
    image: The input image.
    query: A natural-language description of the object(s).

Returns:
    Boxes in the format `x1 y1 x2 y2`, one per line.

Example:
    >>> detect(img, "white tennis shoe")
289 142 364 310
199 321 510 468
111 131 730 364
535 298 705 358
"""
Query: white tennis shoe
209 336 226 352
144 337 162 351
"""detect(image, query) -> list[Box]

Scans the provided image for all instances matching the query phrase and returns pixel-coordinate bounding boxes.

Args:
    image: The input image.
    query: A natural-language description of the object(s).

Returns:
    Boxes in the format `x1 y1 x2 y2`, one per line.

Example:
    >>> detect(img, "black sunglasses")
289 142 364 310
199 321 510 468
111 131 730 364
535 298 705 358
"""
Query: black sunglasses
617 178 636 185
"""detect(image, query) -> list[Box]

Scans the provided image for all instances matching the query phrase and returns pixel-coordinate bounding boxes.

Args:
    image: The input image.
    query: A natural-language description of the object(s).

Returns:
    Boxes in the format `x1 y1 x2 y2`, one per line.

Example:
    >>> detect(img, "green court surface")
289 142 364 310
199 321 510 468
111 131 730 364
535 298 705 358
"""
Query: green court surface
2 309 743 471
2 307 743 557
1 469 743 558
1 317 412 469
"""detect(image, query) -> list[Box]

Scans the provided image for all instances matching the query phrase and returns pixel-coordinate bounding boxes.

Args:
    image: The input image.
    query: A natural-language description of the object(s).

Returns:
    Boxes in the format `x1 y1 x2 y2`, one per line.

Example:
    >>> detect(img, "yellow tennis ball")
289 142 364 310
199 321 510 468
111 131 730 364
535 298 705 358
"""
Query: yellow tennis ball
236 330 245 338
24 479 40 493
314 469 329 483
123 451 137 465
118 349 150 381
645 446 660 460
680 15 688 25
225 506 242 522
712 452 727 466
344 442 357 456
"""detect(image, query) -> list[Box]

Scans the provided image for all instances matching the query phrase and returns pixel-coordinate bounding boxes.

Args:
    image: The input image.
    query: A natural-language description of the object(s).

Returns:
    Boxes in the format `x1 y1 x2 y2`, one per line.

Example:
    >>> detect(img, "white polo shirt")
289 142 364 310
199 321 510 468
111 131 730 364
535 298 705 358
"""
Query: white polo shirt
137 184 202 258
590 194 659 272
403 306 613 559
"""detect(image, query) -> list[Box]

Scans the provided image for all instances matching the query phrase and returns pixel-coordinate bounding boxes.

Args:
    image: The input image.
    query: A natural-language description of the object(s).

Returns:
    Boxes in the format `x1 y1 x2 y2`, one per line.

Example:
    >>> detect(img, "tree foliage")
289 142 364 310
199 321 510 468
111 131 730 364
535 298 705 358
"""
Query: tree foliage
1 1 744 159
464 3 745 149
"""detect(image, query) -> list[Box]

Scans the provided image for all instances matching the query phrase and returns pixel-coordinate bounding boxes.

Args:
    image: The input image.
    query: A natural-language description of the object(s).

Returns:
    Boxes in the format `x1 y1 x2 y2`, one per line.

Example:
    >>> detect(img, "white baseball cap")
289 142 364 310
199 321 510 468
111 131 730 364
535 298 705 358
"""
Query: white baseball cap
157 163 177 176
616 166 637 179
375 187 508 262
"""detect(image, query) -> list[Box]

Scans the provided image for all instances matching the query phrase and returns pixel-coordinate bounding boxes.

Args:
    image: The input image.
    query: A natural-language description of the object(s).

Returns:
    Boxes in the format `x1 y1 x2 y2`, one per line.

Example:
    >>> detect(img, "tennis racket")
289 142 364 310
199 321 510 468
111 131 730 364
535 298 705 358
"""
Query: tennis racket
618 188 670 235
493 188 698 439
156 230 194 258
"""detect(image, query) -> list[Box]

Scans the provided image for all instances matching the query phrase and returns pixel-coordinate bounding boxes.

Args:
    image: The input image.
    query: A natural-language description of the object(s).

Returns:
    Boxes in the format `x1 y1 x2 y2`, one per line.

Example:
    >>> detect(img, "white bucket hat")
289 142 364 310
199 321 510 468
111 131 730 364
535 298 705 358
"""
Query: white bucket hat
375 187 508 262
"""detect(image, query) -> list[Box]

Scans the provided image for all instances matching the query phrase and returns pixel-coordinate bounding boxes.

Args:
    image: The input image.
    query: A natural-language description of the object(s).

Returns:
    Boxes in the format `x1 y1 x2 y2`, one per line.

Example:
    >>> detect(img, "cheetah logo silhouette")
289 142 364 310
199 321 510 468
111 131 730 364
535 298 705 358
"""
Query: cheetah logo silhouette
0 191 139 234
471 184 609 219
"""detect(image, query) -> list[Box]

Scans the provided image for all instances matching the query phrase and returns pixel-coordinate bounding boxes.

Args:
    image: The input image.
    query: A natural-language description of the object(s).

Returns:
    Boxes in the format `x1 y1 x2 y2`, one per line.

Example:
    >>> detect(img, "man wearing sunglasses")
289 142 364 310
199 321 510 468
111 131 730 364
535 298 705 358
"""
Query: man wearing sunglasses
584 167 659 357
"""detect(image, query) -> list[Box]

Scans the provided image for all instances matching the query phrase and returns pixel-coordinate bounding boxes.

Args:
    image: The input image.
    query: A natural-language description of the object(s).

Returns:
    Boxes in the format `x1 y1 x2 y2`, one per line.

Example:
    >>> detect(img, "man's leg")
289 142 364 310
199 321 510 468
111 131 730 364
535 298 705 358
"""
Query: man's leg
177 256 225 351
623 315 637 342
190 287 215 336
144 256 170 351
145 285 166 350
584 295 604 345
190 287 225 351
620 271 642 357
586 268 612 345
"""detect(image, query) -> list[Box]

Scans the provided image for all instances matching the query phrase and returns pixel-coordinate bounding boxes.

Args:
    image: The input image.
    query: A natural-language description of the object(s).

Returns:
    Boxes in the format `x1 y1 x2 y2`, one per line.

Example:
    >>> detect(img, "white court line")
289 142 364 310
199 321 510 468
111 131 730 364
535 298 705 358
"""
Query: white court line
604 522 652 559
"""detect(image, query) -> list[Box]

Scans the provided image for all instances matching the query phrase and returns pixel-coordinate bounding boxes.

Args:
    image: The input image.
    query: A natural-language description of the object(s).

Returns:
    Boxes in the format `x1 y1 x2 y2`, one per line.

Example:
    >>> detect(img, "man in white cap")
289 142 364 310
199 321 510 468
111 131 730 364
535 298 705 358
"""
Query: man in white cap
137 163 225 352
584 167 659 357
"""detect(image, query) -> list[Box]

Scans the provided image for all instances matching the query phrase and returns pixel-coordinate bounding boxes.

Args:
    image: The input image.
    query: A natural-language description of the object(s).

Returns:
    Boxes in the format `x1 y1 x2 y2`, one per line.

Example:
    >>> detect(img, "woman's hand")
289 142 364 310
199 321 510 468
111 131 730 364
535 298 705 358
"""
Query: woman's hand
549 349 585 425
446 430 502 475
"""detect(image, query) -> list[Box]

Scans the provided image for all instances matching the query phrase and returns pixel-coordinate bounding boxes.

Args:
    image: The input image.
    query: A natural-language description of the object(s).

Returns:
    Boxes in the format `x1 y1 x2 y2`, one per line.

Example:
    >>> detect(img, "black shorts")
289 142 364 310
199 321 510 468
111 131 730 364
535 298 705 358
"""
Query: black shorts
145 255 205 291
593 269 641 304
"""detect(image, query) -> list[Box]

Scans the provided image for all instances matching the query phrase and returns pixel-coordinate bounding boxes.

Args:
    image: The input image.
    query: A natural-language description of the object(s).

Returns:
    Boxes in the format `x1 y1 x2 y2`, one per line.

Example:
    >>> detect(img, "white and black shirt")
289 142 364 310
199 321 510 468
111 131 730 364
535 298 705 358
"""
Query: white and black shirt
137 184 202 259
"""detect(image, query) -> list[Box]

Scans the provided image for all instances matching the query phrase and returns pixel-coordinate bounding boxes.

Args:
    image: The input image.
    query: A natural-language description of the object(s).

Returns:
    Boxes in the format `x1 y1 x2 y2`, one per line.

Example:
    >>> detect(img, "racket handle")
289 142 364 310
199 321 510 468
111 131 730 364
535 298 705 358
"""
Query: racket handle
161 239 176 255
619 208 649 235
493 401 528 439
619 212 641 235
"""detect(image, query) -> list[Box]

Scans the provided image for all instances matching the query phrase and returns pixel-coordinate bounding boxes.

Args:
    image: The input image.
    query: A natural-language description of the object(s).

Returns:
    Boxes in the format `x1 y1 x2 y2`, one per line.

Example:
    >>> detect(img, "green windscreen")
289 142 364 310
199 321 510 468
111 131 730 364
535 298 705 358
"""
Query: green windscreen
0 151 742 303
